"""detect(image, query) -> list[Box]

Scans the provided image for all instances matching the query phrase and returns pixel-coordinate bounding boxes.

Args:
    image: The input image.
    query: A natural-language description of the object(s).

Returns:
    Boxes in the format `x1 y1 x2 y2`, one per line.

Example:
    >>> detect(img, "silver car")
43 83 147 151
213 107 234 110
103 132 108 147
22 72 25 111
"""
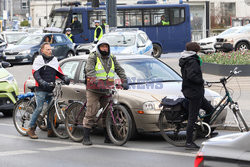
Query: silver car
24 55 227 136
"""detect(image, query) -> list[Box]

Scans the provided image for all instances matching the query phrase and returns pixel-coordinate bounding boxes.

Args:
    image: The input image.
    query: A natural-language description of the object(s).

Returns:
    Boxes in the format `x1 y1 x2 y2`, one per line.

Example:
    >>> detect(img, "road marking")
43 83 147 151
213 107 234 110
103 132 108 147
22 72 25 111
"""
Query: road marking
0 150 38 157
0 123 14 127
0 133 196 157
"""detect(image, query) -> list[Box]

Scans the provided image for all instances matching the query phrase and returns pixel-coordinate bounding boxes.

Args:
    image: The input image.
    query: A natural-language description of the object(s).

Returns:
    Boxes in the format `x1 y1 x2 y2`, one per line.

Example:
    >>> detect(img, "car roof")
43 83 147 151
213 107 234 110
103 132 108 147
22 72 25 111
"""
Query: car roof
60 54 154 62
1 31 28 35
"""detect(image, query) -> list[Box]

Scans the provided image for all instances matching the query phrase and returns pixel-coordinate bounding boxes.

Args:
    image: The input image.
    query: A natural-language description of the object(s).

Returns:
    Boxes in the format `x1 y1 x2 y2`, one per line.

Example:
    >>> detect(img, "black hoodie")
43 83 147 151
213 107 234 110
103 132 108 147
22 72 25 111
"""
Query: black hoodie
179 51 204 99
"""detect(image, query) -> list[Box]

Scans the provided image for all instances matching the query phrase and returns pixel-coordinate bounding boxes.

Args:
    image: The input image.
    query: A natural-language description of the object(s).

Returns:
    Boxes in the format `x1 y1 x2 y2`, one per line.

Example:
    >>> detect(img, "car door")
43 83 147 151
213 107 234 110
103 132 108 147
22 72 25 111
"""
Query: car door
51 34 69 60
59 60 85 102
138 33 153 56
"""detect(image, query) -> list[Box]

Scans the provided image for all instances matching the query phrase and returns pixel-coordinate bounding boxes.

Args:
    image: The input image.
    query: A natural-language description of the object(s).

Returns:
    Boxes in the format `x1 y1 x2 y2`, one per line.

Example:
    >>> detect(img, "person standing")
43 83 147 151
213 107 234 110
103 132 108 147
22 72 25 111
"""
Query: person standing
179 42 214 150
65 28 74 42
93 20 103 44
83 38 129 145
27 42 70 139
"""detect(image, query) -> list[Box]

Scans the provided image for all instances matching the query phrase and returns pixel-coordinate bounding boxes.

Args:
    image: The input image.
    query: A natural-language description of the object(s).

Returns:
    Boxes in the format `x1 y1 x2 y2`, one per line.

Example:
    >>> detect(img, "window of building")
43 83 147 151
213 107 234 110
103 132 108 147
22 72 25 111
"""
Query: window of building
21 0 28 10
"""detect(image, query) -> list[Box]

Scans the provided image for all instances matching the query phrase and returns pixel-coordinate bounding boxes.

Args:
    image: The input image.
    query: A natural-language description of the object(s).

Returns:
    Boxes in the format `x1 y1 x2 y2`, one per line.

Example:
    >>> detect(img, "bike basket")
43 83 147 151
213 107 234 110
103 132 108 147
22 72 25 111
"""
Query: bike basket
160 97 188 122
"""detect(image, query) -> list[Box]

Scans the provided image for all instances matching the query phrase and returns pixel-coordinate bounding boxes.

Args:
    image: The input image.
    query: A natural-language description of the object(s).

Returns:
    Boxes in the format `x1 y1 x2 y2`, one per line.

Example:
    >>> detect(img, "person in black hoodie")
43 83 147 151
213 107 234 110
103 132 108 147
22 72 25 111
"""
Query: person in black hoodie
179 42 214 150
27 42 70 139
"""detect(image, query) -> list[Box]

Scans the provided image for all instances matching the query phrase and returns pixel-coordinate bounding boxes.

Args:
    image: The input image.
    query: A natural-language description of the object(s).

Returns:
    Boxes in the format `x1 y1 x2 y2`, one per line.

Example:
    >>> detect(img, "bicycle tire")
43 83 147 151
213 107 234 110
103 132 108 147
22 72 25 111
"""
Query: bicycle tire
159 111 197 147
65 101 86 142
13 99 35 136
233 109 249 132
106 105 132 146
49 106 69 139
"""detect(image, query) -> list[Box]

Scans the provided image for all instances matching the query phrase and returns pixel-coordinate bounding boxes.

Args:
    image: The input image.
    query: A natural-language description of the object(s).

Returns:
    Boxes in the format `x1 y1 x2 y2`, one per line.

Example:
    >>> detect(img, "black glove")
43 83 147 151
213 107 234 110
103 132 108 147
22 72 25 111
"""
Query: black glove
39 80 54 90
122 82 129 90
63 76 70 85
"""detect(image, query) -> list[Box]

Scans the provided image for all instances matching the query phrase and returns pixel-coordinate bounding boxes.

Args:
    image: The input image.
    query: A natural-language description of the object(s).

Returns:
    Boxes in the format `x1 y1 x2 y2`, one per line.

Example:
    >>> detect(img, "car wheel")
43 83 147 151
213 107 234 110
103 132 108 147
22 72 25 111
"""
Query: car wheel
236 42 249 51
67 51 74 57
153 44 162 58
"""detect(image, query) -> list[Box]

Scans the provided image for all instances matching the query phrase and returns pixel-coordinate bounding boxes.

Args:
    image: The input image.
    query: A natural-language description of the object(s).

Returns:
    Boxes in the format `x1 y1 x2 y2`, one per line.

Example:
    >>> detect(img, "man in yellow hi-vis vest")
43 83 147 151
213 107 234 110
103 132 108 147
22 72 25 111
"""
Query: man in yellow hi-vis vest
83 38 129 145
65 28 73 42
93 20 103 44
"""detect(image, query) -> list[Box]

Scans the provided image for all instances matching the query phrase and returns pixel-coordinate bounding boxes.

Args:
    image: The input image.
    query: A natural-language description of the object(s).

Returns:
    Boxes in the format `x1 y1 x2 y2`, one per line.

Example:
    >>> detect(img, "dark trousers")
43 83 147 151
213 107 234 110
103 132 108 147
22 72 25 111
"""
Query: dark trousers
186 97 214 143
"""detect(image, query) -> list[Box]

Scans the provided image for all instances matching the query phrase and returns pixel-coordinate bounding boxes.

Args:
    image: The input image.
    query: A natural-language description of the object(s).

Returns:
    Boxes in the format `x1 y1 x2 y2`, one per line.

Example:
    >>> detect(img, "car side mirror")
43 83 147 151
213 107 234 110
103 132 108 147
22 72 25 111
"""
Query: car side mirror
1 61 11 68
137 43 146 48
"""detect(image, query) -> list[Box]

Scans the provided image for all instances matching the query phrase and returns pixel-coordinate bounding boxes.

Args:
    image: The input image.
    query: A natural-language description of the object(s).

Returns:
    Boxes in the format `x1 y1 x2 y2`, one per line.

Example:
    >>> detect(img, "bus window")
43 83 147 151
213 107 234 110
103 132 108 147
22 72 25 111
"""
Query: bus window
89 10 106 28
170 8 185 25
49 12 68 29
70 13 83 35
117 10 124 27
143 11 151 26
124 10 142 27
150 9 166 25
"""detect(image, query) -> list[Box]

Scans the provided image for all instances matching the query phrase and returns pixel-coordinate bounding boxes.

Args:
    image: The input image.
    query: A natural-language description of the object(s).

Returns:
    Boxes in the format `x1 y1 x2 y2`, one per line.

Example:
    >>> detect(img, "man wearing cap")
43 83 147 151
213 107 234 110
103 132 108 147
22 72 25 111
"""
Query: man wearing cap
93 20 103 44
70 16 82 34
83 38 129 145
65 28 73 42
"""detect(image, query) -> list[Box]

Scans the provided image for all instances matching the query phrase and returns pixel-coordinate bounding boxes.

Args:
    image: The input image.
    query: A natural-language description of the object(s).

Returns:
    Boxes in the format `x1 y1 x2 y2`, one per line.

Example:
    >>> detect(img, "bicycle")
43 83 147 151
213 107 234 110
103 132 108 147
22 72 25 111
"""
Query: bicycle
158 67 249 147
65 85 132 146
13 81 69 139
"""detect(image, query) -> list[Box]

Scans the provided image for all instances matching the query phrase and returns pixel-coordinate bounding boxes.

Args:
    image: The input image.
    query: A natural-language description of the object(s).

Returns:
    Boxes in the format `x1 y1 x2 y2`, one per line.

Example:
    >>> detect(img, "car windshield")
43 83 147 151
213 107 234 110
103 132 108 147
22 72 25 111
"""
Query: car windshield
218 28 240 37
48 12 68 29
6 33 27 44
103 34 136 47
118 58 182 84
17 35 43 45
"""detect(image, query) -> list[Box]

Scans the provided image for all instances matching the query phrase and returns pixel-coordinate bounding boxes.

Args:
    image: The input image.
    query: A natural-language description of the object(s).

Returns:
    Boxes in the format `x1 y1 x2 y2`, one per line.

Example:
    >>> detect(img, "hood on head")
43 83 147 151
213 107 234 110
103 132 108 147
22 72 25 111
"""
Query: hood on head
179 50 197 68
93 38 111 57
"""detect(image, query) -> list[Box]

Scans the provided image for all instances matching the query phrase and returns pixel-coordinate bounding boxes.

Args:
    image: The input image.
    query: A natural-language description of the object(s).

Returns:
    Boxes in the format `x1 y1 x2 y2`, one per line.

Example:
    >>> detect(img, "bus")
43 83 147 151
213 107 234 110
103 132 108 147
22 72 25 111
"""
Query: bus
46 2 191 56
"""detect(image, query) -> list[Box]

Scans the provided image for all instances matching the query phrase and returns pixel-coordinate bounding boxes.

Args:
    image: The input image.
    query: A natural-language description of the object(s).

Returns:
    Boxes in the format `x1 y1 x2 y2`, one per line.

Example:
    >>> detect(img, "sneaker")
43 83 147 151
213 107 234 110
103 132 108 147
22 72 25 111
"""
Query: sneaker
27 127 38 139
185 142 200 150
82 128 92 146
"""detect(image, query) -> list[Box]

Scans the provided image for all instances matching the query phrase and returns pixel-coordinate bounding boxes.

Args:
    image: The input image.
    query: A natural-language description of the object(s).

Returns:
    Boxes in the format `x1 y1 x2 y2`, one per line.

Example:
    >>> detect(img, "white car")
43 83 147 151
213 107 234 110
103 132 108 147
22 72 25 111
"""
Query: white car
76 29 154 57
198 26 242 53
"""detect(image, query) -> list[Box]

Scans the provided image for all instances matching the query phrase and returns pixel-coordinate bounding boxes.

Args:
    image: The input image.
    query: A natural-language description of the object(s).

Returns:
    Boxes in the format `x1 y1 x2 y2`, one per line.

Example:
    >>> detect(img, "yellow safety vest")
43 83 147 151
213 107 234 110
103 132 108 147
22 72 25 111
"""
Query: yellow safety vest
162 20 170 26
95 55 115 80
94 26 103 41
66 34 73 42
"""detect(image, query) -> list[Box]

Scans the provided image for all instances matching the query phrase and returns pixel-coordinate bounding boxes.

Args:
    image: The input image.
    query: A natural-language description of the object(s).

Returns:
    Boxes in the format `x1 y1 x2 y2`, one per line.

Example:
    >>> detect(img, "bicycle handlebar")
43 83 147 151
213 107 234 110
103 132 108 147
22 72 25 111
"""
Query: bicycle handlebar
206 67 241 87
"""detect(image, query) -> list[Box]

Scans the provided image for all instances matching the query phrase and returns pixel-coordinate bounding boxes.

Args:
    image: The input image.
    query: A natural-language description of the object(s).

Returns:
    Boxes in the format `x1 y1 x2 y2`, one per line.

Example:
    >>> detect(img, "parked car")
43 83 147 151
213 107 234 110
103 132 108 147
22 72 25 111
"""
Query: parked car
0 61 19 116
214 25 250 52
76 29 154 57
0 31 28 46
24 55 227 136
195 132 250 167
198 26 242 53
0 38 7 59
3 33 75 64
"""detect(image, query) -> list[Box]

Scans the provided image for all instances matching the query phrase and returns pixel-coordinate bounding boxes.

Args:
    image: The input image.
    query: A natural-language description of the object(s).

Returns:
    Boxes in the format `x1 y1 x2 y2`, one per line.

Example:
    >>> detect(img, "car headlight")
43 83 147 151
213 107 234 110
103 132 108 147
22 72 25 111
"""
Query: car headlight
143 102 155 111
1 74 15 83
19 49 31 55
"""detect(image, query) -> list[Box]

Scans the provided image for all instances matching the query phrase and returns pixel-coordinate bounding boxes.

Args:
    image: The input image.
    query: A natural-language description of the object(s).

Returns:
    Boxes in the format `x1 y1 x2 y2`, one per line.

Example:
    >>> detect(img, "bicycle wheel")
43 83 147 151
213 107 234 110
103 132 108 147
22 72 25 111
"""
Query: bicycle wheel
65 101 86 142
106 105 132 146
233 109 249 132
49 107 68 139
13 99 35 136
159 111 197 147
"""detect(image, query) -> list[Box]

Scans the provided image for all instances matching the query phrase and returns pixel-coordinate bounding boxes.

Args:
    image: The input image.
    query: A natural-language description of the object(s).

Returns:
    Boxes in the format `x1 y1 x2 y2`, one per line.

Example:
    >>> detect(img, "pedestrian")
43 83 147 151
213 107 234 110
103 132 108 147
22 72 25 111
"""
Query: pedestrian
101 19 107 30
93 20 103 44
27 42 70 139
65 27 73 42
179 42 215 150
82 38 129 145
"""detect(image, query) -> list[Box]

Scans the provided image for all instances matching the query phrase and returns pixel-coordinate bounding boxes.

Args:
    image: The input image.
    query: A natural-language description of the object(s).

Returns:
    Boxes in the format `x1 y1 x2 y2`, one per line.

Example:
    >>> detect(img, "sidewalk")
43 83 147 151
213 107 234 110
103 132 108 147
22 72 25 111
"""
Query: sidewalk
160 56 250 130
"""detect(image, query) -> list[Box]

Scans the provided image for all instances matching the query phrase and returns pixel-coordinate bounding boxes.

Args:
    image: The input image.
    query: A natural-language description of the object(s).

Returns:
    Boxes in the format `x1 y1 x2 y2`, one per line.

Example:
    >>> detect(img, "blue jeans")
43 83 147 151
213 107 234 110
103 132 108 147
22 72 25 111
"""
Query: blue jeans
29 91 52 129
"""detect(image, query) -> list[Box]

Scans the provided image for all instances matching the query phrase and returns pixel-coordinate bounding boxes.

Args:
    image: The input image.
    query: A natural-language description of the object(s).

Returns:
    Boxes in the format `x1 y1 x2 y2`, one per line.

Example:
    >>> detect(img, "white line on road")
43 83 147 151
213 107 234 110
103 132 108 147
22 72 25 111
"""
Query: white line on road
0 123 14 127
0 150 38 157
0 133 196 157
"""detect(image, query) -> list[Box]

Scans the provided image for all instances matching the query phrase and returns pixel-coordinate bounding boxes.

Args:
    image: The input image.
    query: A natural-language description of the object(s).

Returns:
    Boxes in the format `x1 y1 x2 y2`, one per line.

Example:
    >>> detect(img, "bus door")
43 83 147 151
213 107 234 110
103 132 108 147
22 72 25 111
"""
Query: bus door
68 12 84 45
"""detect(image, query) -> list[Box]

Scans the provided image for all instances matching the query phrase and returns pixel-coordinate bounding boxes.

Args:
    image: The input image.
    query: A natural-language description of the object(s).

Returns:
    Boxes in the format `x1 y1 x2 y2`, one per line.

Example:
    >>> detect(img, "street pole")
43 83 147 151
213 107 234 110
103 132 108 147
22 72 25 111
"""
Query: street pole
106 0 117 28
3 0 6 31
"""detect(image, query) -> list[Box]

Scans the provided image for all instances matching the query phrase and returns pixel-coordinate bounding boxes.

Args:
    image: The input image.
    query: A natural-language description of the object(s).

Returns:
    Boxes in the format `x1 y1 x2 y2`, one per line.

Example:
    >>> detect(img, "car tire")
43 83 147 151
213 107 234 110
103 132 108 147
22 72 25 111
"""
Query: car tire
236 42 249 51
67 51 75 57
153 44 162 58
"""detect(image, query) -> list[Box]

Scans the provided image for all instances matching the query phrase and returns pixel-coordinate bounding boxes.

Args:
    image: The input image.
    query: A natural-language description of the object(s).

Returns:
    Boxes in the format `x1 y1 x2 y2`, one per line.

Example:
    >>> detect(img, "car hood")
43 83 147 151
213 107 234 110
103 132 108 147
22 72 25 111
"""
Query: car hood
118 81 220 102
4 45 34 52
220 32 250 39
0 68 10 79
110 46 135 54
198 36 217 43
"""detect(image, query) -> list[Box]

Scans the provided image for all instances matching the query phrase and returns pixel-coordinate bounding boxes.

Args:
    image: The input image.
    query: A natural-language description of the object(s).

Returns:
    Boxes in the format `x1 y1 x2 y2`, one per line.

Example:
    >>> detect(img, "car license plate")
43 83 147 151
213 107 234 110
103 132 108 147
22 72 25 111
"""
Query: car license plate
215 44 221 48
6 56 15 60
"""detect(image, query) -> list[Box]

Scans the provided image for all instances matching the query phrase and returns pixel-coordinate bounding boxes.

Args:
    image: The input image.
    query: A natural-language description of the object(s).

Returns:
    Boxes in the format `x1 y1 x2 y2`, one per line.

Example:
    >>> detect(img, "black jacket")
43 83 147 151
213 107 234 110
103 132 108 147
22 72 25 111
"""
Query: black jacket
179 51 204 99
33 55 65 92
